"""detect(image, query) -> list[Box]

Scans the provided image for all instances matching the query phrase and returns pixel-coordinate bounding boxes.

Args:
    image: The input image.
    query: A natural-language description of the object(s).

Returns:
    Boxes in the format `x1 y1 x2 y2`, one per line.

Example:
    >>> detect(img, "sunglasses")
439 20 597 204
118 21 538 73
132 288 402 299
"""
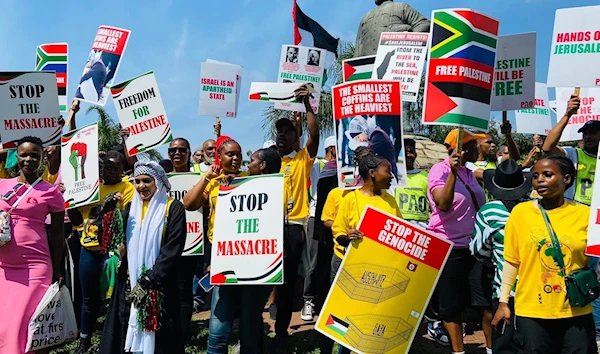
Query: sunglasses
2 183 24 201
168 147 188 154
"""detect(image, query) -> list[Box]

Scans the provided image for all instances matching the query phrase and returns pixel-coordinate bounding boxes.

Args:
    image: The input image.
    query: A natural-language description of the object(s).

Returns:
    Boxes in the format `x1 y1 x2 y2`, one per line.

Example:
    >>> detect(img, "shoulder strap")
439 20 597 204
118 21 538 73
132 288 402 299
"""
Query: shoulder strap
456 173 481 211
9 178 41 213
537 202 567 272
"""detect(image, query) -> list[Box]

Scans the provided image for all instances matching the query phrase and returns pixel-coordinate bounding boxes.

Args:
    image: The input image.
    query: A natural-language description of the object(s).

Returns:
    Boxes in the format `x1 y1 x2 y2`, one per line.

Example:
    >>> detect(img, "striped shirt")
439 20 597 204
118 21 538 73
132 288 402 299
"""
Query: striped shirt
469 200 516 299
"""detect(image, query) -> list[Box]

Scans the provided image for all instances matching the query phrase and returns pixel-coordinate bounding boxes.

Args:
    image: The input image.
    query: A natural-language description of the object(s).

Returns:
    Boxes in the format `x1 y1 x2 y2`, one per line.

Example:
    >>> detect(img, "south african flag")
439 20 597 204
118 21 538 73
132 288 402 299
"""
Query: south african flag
422 9 499 131
36 43 68 112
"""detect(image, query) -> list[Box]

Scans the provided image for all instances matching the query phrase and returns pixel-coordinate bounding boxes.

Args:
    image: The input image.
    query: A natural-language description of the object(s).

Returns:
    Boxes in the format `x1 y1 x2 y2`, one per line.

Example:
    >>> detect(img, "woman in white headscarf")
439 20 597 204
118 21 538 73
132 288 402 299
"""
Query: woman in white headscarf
98 161 186 354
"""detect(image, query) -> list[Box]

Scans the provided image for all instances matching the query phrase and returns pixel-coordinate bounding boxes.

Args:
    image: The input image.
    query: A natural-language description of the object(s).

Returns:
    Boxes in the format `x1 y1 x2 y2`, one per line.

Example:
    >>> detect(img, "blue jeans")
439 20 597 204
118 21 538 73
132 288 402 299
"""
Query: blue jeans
207 285 272 354
79 247 103 336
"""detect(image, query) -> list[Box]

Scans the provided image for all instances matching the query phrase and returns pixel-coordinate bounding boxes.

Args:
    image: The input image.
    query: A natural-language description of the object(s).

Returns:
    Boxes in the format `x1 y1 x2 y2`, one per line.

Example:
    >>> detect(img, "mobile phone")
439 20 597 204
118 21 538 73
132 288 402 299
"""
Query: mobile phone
198 273 214 292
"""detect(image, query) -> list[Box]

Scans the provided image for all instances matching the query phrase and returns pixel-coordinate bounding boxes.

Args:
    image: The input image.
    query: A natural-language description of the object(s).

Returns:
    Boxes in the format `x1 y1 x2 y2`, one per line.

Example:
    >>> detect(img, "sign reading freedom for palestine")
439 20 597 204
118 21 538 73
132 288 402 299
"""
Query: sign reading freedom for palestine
547 5 600 87
111 71 172 156
0 71 62 148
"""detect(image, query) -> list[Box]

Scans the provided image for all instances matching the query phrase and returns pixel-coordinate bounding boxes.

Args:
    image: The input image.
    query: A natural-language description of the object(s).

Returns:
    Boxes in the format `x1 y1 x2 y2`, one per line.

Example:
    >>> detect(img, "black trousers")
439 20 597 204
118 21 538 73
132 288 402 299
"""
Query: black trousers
178 255 199 342
516 314 597 354
275 223 305 337
492 298 524 354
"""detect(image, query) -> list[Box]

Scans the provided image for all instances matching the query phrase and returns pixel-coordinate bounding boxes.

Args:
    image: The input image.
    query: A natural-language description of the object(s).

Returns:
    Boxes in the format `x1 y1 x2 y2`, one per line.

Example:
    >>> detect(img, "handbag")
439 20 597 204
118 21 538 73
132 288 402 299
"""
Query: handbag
538 203 600 307
0 178 41 246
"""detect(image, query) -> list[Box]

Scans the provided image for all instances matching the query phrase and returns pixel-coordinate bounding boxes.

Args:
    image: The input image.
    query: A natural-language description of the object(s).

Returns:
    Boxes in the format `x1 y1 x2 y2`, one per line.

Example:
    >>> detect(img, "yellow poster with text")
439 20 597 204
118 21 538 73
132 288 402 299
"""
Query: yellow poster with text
316 206 453 354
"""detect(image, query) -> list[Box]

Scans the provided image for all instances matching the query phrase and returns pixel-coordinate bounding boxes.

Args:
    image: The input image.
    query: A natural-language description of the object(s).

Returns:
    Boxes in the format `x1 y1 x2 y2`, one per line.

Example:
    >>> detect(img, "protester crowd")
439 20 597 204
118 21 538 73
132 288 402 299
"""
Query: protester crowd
1 76 600 354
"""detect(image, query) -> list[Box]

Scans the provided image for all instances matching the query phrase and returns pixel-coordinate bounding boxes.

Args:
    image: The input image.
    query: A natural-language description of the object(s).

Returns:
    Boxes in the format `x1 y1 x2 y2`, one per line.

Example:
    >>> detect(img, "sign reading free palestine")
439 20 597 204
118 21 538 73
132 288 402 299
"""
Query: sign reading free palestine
547 5 600 87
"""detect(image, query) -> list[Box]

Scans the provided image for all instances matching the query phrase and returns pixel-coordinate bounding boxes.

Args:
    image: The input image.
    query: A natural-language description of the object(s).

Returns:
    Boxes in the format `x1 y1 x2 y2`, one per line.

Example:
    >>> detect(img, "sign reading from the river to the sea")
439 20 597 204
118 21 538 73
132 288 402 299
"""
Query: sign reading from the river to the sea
547 5 600 87
111 71 172 156
0 72 62 148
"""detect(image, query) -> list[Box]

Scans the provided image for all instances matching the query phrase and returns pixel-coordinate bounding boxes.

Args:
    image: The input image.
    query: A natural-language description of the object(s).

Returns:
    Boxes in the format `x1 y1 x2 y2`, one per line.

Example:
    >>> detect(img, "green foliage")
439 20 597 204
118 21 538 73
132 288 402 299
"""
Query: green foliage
86 106 163 161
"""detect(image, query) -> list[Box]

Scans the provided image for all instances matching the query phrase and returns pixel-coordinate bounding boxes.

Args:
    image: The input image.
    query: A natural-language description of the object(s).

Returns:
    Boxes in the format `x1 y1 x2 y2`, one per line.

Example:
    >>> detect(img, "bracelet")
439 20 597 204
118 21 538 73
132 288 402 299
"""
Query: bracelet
204 175 212 182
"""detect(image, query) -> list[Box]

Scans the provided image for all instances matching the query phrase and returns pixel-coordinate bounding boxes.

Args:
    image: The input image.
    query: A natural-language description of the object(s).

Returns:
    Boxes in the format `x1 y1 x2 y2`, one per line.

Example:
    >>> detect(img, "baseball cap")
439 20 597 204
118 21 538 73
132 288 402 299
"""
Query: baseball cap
325 136 336 149
444 129 487 151
263 140 276 149
578 120 600 133
275 118 295 132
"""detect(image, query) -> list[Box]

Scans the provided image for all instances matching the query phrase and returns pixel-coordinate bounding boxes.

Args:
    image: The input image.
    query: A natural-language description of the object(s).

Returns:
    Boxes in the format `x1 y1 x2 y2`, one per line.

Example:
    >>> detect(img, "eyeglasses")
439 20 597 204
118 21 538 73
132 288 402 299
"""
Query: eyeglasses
168 147 188 154
2 183 24 201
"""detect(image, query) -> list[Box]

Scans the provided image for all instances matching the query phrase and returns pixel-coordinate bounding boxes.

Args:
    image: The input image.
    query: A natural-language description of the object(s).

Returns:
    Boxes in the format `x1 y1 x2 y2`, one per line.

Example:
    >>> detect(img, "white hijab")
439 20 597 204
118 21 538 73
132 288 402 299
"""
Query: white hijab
125 162 169 354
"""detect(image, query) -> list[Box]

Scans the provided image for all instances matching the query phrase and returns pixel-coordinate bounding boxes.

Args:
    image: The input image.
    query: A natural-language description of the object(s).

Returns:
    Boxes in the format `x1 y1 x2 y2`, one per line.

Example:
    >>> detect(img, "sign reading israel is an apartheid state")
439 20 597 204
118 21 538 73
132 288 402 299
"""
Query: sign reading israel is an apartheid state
0 72 62 148
372 32 429 102
199 60 243 118
168 173 204 256
210 174 284 285
316 206 452 354
422 9 499 131
491 33 536 111
547 5 600 87
35 43 68 112
111 72 172 156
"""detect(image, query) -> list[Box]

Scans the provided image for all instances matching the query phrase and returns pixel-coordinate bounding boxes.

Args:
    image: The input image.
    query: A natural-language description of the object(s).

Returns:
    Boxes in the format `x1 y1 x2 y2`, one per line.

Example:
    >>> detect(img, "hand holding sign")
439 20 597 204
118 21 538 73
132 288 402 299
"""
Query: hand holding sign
567 95 581 117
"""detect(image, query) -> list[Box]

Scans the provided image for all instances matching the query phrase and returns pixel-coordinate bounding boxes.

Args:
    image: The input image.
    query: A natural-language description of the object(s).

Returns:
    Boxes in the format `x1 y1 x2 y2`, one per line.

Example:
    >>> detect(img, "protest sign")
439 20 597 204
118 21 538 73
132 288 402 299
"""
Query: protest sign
35 43 68 112
332 80 407 189
0 72 61 148
422 9 499 130
75 25 130 106
199 61 243 118
549 100 558 114
372 32 429 102
555 87 600 141
514 82 552 135
248 82 314 103
207 59 243 111
275 45 325 113
111 71 172 156
167 173 204 256
587 152 600 256
547 5 600 88
343 56 375 82
316 206 452 354
62 122 100 209
210 174 284 285
491 33 536 111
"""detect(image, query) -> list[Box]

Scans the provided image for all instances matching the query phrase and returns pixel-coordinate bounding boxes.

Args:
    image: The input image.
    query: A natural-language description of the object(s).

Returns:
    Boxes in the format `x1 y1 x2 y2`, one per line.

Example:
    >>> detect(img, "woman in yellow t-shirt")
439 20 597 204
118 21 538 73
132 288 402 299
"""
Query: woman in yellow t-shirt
492 156 595 353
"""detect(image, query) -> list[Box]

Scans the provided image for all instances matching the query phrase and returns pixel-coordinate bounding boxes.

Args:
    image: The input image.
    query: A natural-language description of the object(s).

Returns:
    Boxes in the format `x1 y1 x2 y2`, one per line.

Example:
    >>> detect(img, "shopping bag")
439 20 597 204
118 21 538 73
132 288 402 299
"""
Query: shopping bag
25 282 78 352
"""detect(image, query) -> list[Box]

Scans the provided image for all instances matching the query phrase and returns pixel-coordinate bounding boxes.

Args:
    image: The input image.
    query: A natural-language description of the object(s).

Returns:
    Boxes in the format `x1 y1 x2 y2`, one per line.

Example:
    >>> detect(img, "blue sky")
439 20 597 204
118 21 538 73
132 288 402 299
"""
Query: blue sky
1 0 598 156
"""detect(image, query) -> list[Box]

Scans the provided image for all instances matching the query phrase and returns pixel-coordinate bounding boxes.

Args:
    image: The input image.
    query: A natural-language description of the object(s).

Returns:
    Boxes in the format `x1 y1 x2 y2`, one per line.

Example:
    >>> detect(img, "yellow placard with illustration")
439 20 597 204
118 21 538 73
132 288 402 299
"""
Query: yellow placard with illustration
316 206 453 354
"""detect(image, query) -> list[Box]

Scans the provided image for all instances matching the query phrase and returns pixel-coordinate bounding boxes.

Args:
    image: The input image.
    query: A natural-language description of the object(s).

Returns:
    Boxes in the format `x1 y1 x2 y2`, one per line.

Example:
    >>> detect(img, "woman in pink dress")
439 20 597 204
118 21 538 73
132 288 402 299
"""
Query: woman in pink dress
0 136 65 354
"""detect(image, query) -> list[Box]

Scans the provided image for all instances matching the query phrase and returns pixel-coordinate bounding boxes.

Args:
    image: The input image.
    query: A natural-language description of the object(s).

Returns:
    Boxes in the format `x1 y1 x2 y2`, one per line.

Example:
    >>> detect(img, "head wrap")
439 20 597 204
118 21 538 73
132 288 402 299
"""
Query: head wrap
214 135 233 168
134 161 171 191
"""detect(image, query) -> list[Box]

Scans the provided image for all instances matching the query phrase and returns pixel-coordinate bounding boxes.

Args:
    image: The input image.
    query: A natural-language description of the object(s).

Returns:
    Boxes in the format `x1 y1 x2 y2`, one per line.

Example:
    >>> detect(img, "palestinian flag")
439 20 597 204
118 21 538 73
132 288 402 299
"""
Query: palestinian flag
342 55 375 82
36 43 68 112
293 0 338 56
326 314 349 336
422 10 499 131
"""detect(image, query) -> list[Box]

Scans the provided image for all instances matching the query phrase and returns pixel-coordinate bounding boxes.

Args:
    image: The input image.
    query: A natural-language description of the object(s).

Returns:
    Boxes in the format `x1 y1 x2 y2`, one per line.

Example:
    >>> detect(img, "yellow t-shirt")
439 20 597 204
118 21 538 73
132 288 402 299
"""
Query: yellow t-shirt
79 181 135 249
281 148 315 222
331 189 402 259
204 171 249 243
141 201 149 220
504 201 592 319
40 167 59 184
0 162 10 179
322 188 350 260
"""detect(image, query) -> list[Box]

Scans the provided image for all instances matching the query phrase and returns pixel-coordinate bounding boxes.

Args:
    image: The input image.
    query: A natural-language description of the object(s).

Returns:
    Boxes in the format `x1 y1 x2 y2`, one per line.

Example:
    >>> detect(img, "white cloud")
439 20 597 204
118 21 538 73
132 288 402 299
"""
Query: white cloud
174 18 189 61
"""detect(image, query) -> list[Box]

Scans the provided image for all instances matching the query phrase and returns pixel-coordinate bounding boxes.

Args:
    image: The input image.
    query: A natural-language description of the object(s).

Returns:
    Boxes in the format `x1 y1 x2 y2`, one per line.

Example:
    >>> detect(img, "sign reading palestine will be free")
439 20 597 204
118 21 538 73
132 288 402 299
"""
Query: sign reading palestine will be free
422 9 499 131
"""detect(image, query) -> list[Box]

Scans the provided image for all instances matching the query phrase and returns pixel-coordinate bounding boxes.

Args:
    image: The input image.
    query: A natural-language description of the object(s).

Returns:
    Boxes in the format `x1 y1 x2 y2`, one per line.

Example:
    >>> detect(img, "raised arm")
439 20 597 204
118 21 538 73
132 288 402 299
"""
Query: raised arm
295 85 319 158
500 121 520 161
542 95 581 156
183 165 221 211
431 152 461 212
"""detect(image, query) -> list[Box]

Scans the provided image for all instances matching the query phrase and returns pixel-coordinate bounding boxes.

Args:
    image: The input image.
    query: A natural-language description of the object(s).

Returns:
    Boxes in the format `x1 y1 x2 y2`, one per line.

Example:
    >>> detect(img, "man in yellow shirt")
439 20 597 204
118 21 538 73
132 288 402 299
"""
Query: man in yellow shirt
274 85 320 345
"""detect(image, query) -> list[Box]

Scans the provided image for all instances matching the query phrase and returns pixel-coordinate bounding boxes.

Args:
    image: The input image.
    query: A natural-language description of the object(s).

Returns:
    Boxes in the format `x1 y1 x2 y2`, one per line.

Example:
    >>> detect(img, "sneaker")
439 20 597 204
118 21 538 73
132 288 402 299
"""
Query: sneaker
269 303 277 320
427 321 450 347
301 299 315 321
74 337 91 354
